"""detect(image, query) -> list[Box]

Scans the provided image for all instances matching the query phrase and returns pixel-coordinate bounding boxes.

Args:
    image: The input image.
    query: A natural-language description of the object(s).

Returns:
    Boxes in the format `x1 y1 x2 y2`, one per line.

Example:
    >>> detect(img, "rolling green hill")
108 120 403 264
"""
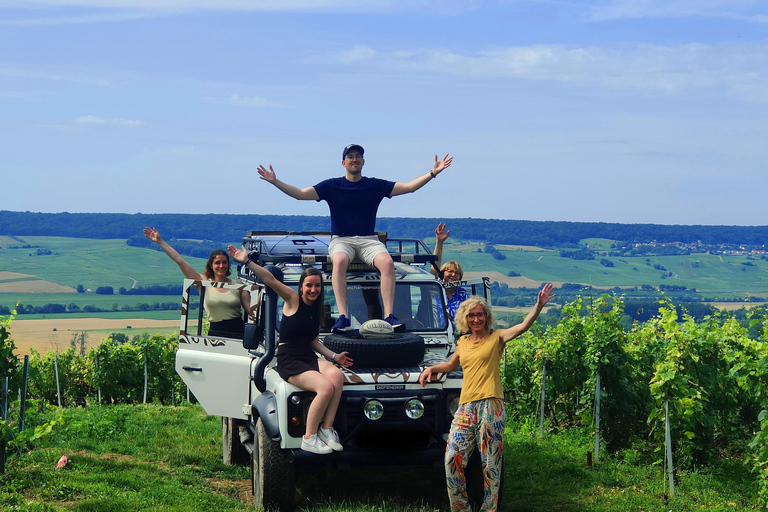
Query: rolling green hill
440 241 768 296
2 235 766 316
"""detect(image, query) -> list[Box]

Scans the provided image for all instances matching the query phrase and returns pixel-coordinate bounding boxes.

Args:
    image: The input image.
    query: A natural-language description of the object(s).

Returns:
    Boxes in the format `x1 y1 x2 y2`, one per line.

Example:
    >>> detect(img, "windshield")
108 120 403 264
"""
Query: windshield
278 281 449 332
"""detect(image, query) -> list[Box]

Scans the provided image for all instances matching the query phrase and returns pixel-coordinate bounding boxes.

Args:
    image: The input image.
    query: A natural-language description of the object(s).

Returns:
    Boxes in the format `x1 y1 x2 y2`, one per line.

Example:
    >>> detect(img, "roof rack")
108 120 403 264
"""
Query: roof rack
238 231 439 271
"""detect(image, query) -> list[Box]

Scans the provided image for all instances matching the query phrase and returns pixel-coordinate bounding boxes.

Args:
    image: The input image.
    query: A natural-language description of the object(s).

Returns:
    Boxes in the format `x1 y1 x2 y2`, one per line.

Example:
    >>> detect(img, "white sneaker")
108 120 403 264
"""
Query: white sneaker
301 434 332 454
317 427 344 452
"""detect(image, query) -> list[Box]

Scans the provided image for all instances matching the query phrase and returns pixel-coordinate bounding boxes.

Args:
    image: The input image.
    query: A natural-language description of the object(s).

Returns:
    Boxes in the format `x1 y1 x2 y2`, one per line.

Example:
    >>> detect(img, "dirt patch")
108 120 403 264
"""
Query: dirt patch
0 271 35 280
0 280 78 293
710 302 762 311
10 317 179 356
208 477 253 506
0 271 78 293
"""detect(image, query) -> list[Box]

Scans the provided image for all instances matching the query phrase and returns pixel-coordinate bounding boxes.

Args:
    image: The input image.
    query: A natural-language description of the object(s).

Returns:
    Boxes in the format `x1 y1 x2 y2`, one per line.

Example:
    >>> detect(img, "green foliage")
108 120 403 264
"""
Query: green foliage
503 296 648 449
502 296 768 505
27 347 92 407
92 333 183 405
734 309 768 505
645 304 757 467
0 311 20 385
26 333 185 407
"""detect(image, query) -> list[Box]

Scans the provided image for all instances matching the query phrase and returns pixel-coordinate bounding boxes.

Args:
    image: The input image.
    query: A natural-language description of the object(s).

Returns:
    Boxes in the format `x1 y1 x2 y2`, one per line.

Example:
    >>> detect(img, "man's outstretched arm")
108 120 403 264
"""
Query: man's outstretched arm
257 164 319 200
390 154 452 196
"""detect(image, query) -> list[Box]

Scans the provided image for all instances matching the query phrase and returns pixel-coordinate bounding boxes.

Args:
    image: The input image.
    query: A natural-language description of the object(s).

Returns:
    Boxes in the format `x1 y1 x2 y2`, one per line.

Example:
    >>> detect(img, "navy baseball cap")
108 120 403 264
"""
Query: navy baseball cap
342 144 364 159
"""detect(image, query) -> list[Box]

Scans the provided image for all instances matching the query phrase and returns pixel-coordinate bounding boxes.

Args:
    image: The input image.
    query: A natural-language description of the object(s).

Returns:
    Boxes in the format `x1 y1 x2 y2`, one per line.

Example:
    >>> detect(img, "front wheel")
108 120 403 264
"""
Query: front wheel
252 418 296 511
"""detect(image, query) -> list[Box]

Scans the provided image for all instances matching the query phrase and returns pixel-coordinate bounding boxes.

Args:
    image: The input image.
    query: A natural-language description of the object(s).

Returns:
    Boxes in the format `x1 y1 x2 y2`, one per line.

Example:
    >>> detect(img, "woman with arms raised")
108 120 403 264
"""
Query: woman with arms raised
143 227 251 339
431 222 469 323
419 284 554 511
228 244 353 454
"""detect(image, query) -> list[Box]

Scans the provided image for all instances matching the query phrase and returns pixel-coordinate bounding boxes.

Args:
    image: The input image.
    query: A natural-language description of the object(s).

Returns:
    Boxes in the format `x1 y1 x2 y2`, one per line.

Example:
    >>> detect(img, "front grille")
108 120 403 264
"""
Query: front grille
285 389 450 448
337 389 443 449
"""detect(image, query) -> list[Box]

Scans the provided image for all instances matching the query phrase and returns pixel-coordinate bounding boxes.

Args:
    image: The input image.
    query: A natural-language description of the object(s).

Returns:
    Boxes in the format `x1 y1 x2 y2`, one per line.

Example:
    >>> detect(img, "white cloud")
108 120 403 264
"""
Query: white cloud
590 0 768 22
0 10 158 26
330 41 768 101
0 0 481 25
0 66 111 86
4 0 348 7
340 45 377 63
74 115 146 126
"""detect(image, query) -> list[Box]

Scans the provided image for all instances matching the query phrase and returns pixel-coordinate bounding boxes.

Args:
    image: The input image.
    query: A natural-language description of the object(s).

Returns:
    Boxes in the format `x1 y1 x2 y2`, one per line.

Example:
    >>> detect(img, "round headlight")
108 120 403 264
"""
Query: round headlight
290 395 301 405
404 399 424 419
364 400 384 420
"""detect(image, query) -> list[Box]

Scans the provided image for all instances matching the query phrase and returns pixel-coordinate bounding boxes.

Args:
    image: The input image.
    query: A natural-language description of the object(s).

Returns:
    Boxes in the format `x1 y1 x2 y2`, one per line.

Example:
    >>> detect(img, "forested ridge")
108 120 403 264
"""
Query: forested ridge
2 210 768 247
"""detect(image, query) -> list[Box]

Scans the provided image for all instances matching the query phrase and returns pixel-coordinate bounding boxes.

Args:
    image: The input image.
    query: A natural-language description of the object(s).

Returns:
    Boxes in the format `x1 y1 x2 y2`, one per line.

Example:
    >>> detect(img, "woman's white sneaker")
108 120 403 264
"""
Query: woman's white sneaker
301 434 332 454
317 427 343 451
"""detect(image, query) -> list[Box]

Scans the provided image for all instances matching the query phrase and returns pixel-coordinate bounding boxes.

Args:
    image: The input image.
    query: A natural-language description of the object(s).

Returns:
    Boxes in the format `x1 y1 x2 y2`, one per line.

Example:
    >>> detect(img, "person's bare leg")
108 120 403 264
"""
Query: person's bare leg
374 252 395 318
317 360 345 429
288 371 335 438
332 252 350 317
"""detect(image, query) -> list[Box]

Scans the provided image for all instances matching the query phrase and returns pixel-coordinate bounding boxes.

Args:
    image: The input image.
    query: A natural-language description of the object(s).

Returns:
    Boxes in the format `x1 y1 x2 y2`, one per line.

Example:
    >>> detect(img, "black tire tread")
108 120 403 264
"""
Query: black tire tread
253 418 295 511
324 332 425 367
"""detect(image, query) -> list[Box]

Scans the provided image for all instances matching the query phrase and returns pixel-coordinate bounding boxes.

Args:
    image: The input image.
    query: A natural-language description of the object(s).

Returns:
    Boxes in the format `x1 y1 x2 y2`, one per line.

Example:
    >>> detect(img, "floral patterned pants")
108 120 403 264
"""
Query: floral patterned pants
445 398 506 512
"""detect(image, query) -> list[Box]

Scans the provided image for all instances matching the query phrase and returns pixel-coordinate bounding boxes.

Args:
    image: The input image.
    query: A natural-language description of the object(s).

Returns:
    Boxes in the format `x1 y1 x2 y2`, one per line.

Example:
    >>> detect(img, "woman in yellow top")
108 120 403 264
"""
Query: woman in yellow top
143 227 252 338
419 284 554 511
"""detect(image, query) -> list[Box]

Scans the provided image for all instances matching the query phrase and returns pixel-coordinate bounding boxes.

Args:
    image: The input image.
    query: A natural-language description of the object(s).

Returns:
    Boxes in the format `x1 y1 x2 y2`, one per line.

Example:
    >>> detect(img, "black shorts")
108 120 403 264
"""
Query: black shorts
276 343 319 381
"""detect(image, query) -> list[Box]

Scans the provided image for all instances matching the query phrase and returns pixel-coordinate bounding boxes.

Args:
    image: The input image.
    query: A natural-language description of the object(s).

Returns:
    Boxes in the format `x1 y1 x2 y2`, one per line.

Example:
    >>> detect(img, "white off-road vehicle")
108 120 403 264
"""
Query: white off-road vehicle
175 232 490 510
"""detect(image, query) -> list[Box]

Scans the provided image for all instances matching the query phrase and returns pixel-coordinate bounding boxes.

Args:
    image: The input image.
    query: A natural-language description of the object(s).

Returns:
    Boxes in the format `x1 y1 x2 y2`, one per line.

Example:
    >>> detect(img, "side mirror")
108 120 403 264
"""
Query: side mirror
243 323 262 350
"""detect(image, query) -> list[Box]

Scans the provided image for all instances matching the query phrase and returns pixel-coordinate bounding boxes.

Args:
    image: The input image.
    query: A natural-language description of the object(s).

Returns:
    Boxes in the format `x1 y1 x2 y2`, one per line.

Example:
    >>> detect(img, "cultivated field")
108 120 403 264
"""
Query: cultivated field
0 236 207 291
11 317 180 356
444 241 768 295
0 271 77 293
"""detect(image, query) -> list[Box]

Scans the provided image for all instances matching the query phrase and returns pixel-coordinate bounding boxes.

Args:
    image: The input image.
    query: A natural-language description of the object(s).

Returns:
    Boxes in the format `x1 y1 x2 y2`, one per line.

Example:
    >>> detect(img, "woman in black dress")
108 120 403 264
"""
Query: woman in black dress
228 244 353 454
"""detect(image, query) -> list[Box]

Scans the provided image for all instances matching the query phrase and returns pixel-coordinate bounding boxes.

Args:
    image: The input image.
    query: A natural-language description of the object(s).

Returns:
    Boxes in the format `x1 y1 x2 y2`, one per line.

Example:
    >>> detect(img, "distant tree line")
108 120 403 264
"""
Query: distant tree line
119 284 183 295
560 248 595 260
483 244 507 260
125 235 223 259
3 210 768 248
0 301 195 316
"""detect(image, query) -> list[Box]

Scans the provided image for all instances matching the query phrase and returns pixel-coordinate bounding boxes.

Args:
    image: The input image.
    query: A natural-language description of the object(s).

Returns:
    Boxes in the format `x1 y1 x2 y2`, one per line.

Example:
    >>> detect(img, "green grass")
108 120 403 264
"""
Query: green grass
3 236 768 321
580 238 622 251
1 404 759 511
0 292 195 312
443 244 768 296
0 236 210 290
1 404 252 512
504 422 758 511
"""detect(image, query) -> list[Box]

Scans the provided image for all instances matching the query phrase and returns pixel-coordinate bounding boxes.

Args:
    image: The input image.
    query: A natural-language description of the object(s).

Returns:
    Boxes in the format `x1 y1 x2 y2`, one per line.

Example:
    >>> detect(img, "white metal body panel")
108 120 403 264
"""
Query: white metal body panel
176 335 253 419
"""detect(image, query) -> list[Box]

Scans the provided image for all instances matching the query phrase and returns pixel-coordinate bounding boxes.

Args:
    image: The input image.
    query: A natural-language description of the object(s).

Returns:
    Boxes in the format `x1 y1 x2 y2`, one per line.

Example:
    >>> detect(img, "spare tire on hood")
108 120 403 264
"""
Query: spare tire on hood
323 332 425 368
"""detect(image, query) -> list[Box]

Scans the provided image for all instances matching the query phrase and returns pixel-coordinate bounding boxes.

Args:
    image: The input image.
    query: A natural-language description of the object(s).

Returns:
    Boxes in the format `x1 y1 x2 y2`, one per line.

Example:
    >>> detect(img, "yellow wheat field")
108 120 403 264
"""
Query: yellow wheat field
9 317 179 357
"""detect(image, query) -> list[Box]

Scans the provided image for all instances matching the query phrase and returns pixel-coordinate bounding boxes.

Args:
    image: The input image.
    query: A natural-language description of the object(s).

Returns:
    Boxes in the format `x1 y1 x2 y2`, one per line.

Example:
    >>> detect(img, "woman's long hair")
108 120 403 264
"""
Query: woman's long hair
299 267 325 327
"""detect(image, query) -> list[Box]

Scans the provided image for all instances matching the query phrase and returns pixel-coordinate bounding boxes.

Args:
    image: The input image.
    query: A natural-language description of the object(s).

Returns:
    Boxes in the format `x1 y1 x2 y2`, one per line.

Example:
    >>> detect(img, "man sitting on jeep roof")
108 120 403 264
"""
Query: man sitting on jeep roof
256 143 452 334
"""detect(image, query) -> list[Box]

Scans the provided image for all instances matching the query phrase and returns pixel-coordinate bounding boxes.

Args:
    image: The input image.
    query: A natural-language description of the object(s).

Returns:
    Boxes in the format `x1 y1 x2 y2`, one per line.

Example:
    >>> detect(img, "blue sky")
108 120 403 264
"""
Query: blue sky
2 1 767 226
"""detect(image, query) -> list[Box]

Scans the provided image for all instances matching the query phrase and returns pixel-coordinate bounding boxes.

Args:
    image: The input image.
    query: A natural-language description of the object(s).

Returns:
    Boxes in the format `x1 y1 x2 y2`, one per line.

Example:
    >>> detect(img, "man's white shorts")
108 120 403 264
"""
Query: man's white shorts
329 235 390 266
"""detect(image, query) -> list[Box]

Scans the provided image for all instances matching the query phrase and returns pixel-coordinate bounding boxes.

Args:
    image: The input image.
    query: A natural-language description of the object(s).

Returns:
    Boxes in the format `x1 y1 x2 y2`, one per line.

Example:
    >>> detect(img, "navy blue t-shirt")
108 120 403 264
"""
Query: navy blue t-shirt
314 176 396 237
